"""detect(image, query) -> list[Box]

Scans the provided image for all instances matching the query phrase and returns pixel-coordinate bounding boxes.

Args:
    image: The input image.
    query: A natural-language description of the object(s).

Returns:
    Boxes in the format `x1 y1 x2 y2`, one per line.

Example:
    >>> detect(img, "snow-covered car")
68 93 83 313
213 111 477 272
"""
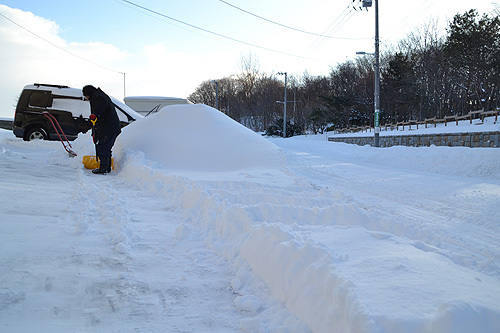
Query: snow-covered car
124 96 191 116
13 83 142 141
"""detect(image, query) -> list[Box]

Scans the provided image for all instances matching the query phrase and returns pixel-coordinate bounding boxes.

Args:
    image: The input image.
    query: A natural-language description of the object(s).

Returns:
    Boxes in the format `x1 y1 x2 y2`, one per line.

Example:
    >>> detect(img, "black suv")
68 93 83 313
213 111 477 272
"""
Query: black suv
13 83 138 141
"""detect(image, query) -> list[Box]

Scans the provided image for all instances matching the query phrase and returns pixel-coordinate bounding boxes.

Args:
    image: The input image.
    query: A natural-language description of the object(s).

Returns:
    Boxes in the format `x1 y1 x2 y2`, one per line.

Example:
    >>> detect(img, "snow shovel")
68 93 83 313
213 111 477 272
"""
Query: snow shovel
82 115 115 170
82 155 115 170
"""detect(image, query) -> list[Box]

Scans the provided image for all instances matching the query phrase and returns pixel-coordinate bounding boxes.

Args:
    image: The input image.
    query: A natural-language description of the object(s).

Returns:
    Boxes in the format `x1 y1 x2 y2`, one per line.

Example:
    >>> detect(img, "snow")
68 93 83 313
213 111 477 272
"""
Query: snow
1 104 499 333
115 104 284 173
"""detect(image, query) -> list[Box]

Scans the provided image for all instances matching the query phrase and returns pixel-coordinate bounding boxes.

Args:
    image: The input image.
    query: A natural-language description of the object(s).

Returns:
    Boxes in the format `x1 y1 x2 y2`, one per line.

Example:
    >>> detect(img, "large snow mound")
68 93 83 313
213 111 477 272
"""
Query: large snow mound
115 104 284 172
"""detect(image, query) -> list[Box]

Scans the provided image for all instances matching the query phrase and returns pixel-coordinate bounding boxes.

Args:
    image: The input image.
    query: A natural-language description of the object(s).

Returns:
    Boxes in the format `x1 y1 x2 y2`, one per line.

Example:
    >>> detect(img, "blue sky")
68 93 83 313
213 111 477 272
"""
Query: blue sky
0 0 497 118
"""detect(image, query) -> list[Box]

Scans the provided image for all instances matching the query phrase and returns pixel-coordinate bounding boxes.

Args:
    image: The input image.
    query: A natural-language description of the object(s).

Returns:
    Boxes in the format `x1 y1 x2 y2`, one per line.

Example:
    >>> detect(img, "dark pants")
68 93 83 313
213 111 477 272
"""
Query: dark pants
96 131 120 161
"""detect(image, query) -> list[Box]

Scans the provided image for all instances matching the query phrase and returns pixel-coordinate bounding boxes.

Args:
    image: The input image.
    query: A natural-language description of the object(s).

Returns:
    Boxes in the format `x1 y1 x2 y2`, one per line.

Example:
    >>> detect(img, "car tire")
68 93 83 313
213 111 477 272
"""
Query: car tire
26 127 48 141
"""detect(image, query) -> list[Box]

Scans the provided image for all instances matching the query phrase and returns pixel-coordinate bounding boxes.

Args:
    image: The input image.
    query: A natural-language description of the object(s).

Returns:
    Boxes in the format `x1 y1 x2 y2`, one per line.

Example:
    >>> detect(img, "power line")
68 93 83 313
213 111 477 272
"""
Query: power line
111 0 251 51
384 0 439 41
219 0 368 40
323 7 357 38
0 12 122 74
119 0 310 59
111 0 210 38
302 3 358 57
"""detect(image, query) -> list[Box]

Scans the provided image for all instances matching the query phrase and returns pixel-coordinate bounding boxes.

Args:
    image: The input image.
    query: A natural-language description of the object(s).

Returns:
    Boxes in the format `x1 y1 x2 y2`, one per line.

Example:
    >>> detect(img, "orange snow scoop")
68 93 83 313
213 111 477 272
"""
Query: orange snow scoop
81 114 115 170
82 155 115 170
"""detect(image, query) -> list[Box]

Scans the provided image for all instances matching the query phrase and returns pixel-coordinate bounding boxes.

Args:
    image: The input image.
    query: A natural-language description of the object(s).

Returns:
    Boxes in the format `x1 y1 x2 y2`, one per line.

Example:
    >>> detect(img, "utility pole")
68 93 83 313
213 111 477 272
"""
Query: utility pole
277 72 287 137
354 0 380 147
374 0 380 147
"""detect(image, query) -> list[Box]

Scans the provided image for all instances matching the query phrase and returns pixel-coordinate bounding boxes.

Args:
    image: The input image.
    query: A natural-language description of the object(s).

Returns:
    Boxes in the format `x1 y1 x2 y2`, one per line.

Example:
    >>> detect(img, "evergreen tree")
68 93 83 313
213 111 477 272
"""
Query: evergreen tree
381 52 420 122
264 118 303 137
444 10 500 113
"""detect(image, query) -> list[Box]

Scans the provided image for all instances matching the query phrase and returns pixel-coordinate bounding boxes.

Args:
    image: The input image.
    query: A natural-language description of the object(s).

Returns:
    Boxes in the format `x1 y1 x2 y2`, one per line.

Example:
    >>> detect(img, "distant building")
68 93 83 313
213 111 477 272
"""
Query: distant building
124 96 191 116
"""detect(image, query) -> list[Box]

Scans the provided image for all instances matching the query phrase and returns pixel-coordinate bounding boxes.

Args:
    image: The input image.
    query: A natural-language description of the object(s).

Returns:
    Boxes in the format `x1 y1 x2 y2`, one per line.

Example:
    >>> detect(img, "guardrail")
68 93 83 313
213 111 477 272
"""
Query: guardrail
332 109 498 134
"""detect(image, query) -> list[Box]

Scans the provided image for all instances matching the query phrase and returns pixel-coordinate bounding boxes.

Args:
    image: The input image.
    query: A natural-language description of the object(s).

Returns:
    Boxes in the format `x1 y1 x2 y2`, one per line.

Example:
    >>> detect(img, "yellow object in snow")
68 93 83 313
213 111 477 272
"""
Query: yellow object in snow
82 155 115 170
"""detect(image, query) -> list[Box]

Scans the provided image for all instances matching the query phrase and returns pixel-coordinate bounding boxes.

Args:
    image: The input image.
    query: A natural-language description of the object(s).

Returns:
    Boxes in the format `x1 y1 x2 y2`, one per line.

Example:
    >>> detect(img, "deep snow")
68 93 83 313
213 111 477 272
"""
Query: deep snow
1 104 499 332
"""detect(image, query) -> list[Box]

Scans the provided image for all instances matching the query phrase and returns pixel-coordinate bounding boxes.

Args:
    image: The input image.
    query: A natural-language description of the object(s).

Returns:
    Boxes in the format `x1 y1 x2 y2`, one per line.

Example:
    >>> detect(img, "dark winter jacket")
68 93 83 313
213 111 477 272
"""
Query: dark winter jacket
89 88 121 140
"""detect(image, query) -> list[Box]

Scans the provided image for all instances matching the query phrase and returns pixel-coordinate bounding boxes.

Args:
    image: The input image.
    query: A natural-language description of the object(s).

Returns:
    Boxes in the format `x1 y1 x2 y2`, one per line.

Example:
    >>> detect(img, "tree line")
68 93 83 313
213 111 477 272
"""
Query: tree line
188 10 500 135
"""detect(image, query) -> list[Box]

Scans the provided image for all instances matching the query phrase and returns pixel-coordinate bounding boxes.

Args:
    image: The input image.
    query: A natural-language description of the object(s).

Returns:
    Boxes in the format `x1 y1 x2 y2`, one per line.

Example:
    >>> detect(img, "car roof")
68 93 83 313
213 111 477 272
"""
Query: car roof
23 84 84 98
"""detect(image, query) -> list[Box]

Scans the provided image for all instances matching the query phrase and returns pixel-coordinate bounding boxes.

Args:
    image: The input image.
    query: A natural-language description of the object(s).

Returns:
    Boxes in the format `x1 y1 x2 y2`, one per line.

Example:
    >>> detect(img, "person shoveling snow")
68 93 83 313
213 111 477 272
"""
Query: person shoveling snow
82 85 121 174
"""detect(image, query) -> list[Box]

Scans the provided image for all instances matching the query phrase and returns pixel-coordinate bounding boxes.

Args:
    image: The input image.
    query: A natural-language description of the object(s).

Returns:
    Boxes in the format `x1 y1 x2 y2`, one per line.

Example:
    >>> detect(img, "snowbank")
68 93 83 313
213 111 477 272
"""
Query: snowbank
115 104 285 173
2 113 500 333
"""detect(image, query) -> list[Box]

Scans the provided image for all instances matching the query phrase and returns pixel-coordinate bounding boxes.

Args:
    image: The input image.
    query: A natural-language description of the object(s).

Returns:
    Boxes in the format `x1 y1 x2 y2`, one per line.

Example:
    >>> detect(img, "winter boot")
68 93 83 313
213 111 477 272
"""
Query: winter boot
92 156 109 174
107 154 112 173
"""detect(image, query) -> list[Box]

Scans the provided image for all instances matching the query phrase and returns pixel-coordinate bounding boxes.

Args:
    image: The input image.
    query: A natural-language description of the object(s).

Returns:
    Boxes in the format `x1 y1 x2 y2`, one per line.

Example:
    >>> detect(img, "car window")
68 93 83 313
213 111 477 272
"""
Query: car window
28 91 52 108
50 98 91 118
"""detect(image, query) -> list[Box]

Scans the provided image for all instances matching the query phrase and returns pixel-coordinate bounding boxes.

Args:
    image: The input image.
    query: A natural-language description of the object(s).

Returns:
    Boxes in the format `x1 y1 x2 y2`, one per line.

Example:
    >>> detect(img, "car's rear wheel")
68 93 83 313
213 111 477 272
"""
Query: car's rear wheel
26 127 48 141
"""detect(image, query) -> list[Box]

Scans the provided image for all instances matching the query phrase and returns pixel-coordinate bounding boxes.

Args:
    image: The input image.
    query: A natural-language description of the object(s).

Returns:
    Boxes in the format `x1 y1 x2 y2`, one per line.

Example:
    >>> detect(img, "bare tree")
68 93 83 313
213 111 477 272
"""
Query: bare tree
188 80 215 106
188 9 500 135
237 52 261 100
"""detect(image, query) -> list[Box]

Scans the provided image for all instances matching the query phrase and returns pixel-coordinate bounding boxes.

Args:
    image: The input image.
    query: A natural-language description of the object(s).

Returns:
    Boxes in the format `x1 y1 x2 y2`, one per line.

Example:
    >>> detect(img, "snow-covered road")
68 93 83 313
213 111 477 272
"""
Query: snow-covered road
1 104 499 333
275 136 500 278
269 136 500 332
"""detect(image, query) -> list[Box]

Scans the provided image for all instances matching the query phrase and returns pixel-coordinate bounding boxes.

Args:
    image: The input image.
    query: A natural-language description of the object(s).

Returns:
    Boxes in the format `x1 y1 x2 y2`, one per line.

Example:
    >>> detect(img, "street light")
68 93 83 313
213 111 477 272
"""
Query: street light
211 80 219 110
355 0 380 147
120 72 126 99
277 72 287 138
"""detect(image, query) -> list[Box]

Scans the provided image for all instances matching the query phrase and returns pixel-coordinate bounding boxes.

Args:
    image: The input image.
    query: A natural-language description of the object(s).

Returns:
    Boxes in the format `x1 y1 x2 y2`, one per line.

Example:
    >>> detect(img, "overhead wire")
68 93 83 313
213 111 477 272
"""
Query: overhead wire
0 12 122 74
302 2 359 57
383 0 439 41
119 0 311 59
111 0 223 43
218 0 368 40
111 0 264 53
1 0 375 75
